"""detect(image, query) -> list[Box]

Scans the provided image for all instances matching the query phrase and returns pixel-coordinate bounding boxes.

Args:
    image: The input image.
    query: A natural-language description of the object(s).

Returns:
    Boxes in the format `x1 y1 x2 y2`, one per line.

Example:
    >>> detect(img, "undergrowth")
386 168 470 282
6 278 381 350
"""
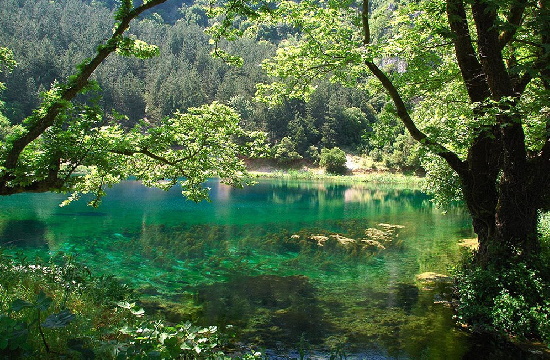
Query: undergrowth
452 212 550 346
0 250 261 359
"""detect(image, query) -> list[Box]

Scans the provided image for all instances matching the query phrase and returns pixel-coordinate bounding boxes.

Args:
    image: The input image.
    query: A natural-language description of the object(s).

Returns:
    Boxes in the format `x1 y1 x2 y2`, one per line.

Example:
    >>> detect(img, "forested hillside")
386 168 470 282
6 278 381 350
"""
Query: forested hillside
0 0 419 171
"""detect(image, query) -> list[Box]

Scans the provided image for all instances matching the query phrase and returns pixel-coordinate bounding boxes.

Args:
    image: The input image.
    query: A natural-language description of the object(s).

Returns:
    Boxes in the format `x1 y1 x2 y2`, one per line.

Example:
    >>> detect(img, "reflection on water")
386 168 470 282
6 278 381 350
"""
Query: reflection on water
0 178 511 358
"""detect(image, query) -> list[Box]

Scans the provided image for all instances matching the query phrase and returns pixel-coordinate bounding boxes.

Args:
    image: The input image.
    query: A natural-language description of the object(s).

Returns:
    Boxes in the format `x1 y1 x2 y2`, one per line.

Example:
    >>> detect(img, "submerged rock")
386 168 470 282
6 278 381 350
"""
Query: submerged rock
415 272 453 295
361 239 386 250
291 223 404 256
415 272 451 283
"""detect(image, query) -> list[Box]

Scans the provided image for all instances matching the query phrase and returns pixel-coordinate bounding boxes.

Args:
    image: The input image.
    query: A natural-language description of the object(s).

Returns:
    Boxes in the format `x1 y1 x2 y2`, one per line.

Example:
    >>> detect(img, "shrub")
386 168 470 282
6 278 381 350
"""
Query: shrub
319 147 347 174
0 251 262 359
453 254 550 344
273 137 302 165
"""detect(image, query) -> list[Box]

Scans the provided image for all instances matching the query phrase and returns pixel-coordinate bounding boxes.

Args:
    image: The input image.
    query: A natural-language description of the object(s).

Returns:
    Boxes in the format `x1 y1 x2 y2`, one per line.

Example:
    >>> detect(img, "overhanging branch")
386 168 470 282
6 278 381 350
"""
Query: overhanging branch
365 61 467 175
362 0 466 176
1 0 169 177
498 0 528 50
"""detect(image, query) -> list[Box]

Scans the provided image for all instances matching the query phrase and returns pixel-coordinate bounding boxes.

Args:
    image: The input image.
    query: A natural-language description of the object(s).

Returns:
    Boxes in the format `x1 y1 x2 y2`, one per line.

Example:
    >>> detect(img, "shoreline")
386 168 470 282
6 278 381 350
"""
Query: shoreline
242 156 425 187
245 168 426 188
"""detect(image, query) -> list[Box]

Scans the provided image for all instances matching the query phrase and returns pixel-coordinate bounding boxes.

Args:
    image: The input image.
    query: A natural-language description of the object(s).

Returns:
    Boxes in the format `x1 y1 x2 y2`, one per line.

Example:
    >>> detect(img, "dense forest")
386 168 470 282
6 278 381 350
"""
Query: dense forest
0 0 420 172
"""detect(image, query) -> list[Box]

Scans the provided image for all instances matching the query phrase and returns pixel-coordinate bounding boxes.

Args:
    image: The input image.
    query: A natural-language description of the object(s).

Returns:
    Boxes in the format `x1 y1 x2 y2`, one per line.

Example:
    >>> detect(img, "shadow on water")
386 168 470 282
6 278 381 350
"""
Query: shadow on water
0 219 48 248
462 333 550 360
196 275 332 347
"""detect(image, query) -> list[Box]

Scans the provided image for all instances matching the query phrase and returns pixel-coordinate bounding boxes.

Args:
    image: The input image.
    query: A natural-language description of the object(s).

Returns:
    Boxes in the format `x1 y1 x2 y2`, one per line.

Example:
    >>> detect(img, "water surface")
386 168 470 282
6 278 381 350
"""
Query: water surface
0 179 495 358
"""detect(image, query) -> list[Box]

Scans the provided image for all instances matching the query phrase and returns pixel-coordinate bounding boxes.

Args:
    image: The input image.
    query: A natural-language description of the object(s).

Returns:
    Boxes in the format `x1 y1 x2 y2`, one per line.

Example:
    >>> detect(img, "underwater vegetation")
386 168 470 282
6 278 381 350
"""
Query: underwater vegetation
5 180 513 357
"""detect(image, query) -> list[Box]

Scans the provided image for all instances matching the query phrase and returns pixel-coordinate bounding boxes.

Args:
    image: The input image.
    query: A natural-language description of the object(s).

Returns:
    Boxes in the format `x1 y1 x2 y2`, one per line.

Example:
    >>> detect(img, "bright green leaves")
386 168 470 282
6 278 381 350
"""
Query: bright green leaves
0 47 16 92
207 0 371 103
114 0 134 21
252 1 368 103
61 102 250 206
117 37 160 59
1 0 253 204
129 102 249 202
0 47 16 137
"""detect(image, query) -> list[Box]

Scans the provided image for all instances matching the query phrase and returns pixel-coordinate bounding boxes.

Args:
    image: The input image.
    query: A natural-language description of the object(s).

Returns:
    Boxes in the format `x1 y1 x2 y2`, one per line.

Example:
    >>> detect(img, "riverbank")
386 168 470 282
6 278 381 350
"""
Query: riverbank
244 158 426 189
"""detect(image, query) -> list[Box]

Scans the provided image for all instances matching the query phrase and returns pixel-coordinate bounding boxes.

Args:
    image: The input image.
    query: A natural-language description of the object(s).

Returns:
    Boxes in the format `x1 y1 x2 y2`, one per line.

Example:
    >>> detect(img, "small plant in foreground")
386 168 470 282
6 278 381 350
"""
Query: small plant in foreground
0 291 76 357
0 249 264 359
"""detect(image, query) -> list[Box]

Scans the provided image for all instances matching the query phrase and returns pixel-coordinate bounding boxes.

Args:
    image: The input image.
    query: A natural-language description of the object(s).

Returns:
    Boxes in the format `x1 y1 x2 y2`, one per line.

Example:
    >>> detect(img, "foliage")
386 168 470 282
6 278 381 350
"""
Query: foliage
369 134 423 174
0 252 129 358
99 311 229 359
0 250 263 359
0 47 16 91
1 290 75 356
273 136 303 165
319 147 347 175
0 0 255 204
0 0 385 172
453 255 550 344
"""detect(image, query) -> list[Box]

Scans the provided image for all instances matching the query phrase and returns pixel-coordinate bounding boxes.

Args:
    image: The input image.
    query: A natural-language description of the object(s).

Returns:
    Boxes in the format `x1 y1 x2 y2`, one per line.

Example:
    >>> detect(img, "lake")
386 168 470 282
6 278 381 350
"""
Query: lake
0 178 532 359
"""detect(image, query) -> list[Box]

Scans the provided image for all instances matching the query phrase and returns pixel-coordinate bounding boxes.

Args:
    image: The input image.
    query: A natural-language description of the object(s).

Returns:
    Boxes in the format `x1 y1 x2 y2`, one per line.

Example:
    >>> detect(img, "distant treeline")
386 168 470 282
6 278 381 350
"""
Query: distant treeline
0 0 421 171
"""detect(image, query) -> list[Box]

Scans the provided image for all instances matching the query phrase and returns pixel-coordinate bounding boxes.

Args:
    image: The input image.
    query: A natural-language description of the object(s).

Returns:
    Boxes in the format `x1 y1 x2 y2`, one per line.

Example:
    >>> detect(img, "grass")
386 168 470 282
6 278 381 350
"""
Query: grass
247 168 425 188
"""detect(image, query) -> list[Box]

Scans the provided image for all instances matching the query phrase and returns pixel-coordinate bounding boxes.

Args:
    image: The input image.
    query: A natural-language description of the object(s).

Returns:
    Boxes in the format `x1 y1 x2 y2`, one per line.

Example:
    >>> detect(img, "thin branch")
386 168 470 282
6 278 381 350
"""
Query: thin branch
365 60 467 175
362 0 467 175
109 146 199 167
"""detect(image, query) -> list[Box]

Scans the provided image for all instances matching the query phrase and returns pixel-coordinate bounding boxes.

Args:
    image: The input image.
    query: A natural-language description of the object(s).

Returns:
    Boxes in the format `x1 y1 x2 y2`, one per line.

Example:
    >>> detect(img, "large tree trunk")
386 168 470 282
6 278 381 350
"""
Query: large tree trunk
461 156 540 266
362 0 547 267
446 0 544 266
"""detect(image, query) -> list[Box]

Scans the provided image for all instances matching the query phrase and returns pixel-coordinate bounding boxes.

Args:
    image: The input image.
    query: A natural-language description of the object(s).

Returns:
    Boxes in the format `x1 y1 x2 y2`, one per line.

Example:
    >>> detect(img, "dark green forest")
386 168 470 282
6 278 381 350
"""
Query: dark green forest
0 0 419 171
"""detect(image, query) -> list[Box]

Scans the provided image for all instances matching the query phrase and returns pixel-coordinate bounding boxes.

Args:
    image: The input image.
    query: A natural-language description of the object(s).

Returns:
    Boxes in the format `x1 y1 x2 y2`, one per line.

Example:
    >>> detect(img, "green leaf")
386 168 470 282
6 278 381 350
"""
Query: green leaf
10 299 33 312
42 309 76 329
35 291 53 311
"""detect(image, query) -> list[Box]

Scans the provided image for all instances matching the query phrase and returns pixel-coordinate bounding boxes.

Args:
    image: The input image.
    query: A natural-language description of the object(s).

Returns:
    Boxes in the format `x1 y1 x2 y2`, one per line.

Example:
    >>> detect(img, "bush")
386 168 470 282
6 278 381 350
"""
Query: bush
273 136 302 165
319 147 347 174
0 251 262 359
453 254 550 344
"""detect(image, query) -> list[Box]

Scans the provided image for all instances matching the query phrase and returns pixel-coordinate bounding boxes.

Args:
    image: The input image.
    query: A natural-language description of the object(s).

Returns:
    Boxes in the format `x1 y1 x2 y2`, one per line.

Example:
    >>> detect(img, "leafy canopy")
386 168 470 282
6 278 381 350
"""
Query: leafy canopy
0 1 251 205
207 0 549 204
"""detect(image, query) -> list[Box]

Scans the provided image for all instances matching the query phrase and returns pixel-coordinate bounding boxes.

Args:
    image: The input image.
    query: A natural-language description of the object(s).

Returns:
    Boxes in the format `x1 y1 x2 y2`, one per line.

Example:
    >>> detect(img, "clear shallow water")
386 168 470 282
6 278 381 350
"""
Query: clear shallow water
0 178 523 359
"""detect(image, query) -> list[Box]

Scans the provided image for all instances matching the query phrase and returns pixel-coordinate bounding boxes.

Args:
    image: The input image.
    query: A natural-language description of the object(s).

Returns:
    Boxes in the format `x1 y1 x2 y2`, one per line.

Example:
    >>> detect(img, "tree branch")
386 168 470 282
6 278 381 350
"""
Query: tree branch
109 146 199 168
446 0 491 103
361 0 466 176
471 1 515 99
365 60 467 175
1 0 169 176
498 0 528 50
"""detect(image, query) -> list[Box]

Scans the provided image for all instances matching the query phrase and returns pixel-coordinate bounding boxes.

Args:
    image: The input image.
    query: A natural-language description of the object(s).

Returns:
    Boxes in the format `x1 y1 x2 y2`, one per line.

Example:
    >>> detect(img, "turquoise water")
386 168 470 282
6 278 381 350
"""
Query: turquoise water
0 179 494 358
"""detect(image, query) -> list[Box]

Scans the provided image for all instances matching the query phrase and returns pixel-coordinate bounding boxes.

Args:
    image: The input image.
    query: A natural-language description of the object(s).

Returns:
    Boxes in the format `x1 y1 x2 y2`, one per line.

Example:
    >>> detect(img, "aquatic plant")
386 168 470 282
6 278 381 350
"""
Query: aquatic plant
1 290 76 357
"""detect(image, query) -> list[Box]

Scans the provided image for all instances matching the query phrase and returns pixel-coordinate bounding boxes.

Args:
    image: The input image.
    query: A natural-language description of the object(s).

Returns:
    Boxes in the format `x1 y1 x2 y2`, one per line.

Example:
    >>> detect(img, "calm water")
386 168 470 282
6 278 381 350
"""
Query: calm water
0 179 530 359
